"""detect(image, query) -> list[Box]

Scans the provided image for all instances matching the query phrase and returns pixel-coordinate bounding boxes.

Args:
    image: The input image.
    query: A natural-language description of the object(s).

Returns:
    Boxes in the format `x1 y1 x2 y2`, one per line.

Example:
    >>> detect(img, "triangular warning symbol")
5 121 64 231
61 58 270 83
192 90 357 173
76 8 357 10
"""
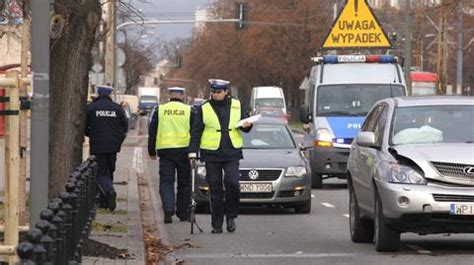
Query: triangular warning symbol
322 0 392 49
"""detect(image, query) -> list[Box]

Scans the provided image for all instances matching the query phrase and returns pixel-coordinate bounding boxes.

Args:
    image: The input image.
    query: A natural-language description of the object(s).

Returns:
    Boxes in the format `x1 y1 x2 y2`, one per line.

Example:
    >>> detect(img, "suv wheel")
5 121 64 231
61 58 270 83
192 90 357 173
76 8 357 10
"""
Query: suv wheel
349 184 374 242
374 192 400 252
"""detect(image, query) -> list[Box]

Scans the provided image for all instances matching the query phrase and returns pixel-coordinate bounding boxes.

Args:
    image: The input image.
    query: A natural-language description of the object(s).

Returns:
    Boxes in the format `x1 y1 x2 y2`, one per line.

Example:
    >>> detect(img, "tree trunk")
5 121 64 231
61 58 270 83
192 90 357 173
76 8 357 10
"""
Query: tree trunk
49 0 101 198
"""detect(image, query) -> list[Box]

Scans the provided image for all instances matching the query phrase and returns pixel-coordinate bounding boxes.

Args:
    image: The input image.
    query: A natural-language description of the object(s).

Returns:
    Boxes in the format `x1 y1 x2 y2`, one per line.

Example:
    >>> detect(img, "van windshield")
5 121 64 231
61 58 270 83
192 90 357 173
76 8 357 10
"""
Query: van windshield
255 98 285 109
316 84 405 117
140 96 158 104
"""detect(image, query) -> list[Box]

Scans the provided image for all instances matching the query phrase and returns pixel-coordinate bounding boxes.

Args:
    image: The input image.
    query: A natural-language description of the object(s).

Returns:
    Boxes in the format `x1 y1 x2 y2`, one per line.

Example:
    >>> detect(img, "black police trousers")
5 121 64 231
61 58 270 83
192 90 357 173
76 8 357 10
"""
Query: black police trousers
95 153 117 203
205 160 240 228
159 154 192 219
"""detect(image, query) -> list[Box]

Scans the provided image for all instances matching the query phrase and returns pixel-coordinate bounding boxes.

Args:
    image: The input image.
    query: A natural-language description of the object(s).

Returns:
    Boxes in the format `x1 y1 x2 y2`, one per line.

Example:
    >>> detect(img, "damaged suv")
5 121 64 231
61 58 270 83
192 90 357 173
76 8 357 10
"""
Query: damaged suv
347 96 474 252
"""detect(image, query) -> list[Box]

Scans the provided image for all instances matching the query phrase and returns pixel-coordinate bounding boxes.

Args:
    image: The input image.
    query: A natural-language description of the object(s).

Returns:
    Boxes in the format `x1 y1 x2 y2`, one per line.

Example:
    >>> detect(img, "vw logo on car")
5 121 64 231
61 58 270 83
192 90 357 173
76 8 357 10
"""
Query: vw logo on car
248 169 259 180
464 166 474 176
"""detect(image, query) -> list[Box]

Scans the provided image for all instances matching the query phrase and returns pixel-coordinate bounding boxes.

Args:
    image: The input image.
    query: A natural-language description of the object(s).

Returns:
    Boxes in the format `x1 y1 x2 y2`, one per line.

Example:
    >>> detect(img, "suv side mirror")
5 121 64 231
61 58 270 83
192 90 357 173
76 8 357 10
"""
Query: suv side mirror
299 105 312 124
356 132 376 147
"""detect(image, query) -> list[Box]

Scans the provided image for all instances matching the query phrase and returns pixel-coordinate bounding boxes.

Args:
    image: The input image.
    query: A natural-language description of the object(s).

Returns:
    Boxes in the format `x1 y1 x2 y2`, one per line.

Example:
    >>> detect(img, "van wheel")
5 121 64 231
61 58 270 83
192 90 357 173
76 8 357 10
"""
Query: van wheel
349 185 374 242
311 173 323 189
374 192 400 252
294 199 311 214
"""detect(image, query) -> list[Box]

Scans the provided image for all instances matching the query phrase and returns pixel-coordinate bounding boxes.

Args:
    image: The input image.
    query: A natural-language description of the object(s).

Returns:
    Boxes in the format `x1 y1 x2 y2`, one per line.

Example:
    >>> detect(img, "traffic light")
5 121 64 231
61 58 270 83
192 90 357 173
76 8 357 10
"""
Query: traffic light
235 2 247 30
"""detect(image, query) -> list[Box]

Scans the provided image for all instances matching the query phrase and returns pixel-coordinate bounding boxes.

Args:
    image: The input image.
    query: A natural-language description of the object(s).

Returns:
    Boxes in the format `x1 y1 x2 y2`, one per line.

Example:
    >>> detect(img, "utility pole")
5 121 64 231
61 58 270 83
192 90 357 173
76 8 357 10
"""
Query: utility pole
404 0 412 95
19 0 31 226
30 0 50 226
105 0 116 88
456 0 463 95
436 0 447 94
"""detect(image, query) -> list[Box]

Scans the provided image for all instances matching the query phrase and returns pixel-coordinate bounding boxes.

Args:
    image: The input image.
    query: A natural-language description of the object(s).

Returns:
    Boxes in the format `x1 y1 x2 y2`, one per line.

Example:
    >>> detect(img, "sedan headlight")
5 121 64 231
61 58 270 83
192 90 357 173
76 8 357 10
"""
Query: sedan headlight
197 166 206 179
389 164 426 185
285 166 307 178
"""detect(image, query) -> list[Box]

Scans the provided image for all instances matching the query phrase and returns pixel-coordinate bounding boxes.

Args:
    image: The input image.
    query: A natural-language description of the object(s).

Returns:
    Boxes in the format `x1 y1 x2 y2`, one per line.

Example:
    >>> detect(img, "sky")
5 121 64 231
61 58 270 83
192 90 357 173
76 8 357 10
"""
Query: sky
133 0 211 41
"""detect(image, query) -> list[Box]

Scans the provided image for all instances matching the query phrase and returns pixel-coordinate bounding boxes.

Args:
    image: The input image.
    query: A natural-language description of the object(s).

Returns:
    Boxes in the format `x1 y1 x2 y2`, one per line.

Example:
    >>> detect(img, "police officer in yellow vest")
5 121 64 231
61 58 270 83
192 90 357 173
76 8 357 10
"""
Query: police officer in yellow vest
148 87 193 223
189 79 252 234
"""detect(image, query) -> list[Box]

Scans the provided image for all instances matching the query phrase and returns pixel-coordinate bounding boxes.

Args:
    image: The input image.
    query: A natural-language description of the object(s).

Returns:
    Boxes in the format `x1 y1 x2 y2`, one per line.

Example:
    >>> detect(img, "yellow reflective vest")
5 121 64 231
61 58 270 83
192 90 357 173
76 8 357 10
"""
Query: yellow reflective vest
156 101 191 149
200 99 243 150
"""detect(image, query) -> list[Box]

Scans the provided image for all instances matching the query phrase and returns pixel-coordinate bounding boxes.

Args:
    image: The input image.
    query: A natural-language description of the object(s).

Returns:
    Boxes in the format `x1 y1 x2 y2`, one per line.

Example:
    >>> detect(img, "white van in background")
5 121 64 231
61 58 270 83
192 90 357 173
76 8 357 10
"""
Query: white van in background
250 86 287 114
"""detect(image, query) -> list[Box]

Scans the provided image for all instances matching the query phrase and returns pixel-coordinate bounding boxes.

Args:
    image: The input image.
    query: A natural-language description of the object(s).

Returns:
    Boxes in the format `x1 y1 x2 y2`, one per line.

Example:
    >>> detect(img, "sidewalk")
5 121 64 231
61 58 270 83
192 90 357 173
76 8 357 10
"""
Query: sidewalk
82 131 145 264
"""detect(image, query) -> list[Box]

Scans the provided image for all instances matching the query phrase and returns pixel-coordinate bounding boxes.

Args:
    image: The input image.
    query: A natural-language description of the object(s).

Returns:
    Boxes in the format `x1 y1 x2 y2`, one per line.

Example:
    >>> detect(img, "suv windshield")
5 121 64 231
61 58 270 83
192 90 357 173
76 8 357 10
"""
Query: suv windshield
243 124 295 149
317 84 405 116
391 105 474 145
255 98 285 109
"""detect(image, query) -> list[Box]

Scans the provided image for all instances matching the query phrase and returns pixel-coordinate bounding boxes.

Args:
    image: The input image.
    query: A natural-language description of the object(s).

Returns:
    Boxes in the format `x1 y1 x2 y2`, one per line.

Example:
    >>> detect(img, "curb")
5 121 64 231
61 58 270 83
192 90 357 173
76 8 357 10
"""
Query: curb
291 128 305 135
140 148 179 265
128 166 146 264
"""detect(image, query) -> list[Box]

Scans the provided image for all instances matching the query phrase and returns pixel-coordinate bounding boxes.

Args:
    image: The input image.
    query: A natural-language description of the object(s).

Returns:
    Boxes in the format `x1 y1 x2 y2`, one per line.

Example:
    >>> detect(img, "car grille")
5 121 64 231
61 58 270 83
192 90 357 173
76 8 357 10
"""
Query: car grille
240 192 274 199
239 169 282 181
430 161 474 185
433 194 474 202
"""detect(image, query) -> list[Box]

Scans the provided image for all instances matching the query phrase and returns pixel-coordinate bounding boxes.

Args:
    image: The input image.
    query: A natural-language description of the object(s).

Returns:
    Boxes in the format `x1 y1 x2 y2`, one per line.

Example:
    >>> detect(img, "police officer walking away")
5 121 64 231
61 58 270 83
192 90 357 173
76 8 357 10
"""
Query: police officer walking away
189 79 252 234
148 87 193 223
85 85 128 211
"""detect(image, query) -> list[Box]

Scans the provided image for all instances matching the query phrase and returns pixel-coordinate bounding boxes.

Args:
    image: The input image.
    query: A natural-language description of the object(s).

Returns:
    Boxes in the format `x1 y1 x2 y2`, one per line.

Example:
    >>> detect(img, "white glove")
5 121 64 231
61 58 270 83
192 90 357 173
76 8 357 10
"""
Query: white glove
188 153 197 159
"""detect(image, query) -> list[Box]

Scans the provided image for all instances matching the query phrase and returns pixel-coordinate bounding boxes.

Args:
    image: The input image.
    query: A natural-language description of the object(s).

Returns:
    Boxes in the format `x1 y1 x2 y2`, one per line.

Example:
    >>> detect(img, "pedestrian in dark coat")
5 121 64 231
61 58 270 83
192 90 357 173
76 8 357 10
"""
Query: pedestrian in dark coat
85 85 128 211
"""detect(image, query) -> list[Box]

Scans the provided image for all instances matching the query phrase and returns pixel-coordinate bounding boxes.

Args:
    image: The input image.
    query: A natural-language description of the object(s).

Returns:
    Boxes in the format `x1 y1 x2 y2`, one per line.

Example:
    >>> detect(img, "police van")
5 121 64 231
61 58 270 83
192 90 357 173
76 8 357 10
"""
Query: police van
300 55 407 188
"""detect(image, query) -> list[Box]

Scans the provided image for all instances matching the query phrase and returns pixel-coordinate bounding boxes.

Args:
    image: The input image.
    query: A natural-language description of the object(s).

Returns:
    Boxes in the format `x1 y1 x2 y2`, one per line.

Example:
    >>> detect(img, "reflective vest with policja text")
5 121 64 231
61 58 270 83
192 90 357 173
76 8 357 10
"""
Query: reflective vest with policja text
200 99 243 150
156 101 191 149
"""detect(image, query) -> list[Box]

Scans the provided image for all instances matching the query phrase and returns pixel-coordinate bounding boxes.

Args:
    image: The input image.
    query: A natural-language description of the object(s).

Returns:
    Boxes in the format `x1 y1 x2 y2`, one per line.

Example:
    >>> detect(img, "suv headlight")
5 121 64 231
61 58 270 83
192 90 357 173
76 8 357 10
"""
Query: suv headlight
389 164 426 185
197 166 206 179
285 166 307 178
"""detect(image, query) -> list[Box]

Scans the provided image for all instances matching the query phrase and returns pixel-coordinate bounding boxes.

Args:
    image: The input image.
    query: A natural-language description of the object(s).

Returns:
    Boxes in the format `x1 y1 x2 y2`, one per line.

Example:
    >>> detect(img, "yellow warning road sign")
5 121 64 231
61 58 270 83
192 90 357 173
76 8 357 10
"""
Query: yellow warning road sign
322 0 392 49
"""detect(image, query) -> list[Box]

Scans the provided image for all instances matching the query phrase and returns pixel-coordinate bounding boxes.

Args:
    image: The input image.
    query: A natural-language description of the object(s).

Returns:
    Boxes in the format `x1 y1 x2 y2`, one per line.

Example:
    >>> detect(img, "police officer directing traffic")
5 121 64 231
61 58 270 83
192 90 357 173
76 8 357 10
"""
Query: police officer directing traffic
85 85 128 211
189 79 252 234
148 87 193 223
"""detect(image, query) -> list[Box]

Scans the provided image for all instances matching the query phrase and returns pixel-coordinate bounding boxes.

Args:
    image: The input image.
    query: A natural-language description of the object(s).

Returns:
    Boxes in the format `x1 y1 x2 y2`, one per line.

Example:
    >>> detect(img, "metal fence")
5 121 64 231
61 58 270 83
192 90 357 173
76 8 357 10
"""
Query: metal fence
16 156 98 264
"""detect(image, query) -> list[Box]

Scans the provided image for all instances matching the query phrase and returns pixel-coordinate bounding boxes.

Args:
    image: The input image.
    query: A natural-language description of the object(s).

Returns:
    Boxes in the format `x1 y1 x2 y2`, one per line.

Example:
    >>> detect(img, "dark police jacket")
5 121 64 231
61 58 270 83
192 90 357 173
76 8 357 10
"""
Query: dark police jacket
148 98 194 158
85 96 128 154
189 96 252 162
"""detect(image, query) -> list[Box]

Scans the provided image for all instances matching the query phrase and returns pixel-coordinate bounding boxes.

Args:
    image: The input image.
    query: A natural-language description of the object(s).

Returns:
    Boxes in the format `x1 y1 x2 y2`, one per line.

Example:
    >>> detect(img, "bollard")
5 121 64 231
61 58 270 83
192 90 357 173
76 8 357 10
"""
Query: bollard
48 202 65 265
27 228 46 264
16 241 36 265
34 221 54 265
40 210 57 260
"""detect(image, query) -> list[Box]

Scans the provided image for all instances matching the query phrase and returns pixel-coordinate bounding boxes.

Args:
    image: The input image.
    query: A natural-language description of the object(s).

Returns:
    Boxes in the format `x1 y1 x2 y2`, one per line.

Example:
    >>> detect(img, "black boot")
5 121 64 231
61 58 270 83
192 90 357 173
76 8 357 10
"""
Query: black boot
211 227 223 234
226 217 236 233
107 191 117 212
164 212 173 224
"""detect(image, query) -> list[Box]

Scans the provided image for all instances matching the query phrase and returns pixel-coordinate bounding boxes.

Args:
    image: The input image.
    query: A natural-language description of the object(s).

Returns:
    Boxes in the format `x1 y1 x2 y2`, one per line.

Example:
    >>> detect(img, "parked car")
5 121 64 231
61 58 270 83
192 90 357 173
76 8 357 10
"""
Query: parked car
195 117 311 213
254 107 288 124
347 96 474 252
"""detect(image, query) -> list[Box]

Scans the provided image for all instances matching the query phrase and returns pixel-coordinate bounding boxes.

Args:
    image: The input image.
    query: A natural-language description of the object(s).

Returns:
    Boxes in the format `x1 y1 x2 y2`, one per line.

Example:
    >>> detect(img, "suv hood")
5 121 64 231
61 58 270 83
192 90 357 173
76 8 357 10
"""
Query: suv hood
390 144 474 165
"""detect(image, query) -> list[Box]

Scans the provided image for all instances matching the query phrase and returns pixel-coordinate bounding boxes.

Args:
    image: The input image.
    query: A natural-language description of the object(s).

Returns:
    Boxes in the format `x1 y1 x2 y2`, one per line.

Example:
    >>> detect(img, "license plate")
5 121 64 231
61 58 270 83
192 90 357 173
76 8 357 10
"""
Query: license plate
450 203 474 215
240 183 272 193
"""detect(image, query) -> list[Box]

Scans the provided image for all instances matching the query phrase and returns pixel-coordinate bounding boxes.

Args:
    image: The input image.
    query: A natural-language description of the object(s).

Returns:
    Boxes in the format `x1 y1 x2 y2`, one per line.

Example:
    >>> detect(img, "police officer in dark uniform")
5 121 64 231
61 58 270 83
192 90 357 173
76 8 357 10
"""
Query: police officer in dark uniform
148 87 193 223
189 79 252 234
85 85 128 211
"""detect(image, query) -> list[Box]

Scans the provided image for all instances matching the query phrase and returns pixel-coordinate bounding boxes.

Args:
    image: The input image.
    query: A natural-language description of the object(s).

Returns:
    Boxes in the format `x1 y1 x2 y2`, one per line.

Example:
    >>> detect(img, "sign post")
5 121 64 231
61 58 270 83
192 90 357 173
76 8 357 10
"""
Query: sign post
322 0 391 49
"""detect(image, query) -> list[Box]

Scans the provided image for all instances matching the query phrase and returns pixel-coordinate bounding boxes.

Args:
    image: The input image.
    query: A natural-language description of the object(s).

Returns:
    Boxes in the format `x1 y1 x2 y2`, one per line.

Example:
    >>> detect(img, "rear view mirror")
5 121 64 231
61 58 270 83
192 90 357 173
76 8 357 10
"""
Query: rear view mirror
356 132 376 147
299 105 312 124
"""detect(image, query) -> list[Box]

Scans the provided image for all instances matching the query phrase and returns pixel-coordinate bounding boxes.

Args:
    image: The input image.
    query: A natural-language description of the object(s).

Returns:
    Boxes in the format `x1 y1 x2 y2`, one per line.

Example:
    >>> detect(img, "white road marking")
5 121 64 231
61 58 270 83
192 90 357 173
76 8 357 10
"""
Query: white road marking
183 253 357 259
311 193 316 198
407 245 432 254
343 214 350 218
321 202 336 208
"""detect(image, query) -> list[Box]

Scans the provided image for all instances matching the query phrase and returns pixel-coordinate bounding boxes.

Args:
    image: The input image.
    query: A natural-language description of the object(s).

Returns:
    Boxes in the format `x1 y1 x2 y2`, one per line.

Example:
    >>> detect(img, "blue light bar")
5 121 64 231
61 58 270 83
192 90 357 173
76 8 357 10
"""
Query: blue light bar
378 55 396 63
322 55 338 64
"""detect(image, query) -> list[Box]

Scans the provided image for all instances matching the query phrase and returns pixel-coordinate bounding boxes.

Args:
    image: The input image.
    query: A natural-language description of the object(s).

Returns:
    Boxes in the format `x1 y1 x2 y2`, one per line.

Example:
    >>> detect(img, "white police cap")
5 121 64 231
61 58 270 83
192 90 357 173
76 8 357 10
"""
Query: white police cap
167 87 186 93
208 79 230 90
96 85 114 95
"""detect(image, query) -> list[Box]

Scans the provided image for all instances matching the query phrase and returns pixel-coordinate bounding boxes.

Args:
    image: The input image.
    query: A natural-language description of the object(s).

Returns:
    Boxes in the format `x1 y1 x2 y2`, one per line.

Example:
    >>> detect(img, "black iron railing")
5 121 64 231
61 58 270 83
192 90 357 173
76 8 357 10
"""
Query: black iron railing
16 156 98 264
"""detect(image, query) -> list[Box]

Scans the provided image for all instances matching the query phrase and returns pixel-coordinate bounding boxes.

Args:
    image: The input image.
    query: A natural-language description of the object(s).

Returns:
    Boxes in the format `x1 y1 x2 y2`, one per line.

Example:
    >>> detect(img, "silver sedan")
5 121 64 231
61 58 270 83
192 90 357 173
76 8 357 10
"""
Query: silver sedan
347 96 474 252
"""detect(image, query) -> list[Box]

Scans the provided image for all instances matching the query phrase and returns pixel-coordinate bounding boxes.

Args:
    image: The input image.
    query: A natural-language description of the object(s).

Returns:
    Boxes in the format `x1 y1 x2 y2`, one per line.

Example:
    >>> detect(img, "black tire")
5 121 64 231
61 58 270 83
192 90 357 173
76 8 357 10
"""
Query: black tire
374 192 400 252
311 173 323 189
195 203 210 214
294 199 312 214
349 184 374 242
